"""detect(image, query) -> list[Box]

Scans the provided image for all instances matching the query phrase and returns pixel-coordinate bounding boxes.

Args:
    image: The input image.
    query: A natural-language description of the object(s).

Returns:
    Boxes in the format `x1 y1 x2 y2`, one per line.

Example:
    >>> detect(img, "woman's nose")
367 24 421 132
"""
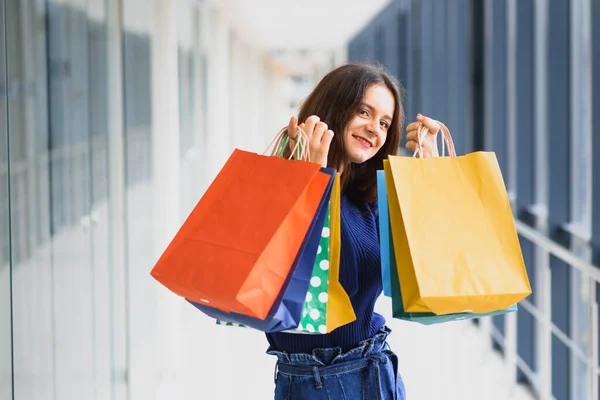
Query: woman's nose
367 119 379 136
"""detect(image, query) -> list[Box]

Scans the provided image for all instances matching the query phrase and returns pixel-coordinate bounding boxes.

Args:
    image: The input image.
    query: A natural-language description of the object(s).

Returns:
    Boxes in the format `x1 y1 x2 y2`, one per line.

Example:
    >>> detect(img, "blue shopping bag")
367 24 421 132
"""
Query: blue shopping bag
377 171 393 297
377 170 517 324
189 167 336 332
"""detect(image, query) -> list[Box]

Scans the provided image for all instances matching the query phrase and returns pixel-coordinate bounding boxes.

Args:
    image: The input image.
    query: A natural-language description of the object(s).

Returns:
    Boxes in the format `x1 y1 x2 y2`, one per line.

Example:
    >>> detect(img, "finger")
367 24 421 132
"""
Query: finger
407 137 432 153
304 115 321 137
288 116 298 139
424 136 438 156
406 128 427 143
417 113 440 135
424 136 436 148
311 122 328 148
405 121 421 132
406 130 418 142
321 129 334 152
405 140 419 153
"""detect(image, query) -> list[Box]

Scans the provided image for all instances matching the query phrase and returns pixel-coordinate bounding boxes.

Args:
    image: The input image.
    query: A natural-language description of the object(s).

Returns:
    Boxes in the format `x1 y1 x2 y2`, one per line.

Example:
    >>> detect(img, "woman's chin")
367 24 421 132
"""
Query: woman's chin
347 151 372 165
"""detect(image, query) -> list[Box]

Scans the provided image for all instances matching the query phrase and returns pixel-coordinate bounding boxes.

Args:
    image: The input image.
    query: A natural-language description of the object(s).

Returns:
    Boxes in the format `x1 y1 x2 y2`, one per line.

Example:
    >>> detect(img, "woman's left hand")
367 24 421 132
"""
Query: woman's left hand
405 114 440 158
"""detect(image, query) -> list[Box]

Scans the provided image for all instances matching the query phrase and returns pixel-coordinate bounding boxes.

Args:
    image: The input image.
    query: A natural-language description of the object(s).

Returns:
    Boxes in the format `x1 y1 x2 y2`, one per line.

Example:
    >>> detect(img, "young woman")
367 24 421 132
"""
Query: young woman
265 63 442 399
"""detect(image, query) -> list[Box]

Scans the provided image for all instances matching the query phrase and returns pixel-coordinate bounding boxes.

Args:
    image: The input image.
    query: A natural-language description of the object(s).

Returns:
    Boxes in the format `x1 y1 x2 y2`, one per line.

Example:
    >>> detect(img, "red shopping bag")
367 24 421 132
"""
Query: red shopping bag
151 149 331 319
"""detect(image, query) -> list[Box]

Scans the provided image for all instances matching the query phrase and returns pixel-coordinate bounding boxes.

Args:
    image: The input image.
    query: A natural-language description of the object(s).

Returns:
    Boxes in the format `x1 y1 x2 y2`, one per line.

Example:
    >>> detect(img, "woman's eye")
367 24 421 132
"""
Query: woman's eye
360 109 369 116
380 121 389 129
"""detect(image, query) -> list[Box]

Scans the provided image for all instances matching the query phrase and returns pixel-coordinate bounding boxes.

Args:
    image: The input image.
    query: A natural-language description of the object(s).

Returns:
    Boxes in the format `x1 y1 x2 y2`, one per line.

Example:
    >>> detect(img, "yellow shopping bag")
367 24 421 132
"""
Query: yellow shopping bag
384 123 531 315
325 173 356 331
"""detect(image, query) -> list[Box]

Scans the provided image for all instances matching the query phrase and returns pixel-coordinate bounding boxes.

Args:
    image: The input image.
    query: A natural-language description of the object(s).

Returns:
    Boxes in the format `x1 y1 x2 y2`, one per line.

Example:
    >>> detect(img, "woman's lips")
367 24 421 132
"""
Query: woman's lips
353 135 373 148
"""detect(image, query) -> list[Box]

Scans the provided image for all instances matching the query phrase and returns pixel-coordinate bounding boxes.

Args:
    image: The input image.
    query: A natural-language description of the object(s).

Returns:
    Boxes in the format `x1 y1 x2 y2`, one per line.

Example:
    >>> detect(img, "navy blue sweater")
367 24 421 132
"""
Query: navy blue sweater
266 191 385 353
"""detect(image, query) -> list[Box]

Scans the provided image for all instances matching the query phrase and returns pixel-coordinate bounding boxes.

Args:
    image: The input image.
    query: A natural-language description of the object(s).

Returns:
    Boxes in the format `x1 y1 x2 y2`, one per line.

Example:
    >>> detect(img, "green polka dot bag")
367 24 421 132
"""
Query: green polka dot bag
284 206 332 334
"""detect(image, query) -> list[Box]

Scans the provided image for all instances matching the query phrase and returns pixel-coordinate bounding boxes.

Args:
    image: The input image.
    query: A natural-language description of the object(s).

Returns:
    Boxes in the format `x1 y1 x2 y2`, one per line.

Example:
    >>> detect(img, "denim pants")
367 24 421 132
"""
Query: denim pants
267 327 406 400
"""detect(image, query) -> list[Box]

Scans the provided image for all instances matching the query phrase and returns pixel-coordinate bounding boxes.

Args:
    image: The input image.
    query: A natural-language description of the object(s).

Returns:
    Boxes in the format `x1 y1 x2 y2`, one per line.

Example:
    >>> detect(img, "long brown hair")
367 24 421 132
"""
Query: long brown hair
290 62 404 204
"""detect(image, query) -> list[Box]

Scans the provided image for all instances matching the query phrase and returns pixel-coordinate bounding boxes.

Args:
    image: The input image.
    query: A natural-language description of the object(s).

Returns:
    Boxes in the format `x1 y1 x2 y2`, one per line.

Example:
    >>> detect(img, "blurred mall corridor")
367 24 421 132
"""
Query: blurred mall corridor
1 0 599 399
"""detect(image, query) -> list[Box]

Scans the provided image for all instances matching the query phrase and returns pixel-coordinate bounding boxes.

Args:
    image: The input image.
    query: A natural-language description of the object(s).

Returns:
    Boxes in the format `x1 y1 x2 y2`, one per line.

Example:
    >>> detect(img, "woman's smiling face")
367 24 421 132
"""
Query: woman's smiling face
343 84 395 165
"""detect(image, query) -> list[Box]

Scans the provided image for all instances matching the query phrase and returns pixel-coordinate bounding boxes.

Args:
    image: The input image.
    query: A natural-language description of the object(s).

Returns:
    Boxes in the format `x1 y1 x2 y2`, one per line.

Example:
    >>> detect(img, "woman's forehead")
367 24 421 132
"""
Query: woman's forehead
363 84 395 117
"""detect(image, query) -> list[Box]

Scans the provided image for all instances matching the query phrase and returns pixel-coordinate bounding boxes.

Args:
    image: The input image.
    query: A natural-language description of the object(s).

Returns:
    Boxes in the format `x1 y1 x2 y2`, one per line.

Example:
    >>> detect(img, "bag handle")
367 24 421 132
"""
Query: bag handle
265 127 311 162
413 121 456 158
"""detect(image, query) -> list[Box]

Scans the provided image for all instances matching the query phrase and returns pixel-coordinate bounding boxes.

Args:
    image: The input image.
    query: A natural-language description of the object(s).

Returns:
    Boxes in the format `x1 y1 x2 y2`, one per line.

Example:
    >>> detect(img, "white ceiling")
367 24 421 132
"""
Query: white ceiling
223 0 392 51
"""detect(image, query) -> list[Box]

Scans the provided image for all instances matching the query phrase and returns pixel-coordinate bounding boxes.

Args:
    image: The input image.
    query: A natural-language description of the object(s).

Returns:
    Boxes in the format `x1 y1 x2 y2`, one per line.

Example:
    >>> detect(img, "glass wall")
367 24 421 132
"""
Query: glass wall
349 0 598 399
121 1 156 398
7 0 55 398
0 0 12 397
0 0 287 397
3 0 113 398
2 1 233 398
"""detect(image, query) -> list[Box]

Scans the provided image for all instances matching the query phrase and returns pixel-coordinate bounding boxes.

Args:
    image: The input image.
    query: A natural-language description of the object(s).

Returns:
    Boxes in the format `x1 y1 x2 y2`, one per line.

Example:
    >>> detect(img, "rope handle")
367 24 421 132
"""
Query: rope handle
412 120 456 158
265 126 311 162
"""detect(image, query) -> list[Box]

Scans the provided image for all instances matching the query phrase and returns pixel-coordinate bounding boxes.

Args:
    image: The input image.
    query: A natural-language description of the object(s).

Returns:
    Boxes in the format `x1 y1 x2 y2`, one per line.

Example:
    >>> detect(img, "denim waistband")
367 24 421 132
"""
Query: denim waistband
267 326 392 367
267 327 396 400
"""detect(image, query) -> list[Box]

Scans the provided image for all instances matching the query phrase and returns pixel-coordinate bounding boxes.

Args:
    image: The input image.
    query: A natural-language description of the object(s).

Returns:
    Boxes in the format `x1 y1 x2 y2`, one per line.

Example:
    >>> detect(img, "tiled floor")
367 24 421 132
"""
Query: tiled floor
151 296 537 400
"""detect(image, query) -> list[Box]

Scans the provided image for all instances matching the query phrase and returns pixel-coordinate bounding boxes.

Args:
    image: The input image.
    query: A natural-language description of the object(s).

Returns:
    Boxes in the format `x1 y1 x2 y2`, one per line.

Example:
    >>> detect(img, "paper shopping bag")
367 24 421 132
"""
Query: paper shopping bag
151 149 331 319
288 172 356 334
190 167 335 332
377 171 393 298
323 172 355 331
284 205 333 334
383 124 531 315
215 173 356 334
377 170 518 324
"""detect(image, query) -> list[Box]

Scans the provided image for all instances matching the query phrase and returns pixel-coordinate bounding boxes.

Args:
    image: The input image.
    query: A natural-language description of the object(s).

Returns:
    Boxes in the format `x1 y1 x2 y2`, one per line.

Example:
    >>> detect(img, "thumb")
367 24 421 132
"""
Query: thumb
417 114 440 135
287 116 298 139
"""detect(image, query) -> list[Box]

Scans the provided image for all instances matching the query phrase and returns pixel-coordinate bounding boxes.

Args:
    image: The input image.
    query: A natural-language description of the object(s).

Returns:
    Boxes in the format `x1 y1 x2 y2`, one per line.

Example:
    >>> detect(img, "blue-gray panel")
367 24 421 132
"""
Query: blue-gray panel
446 0 470 155
517 237 536 383
593 8 600 389
374 22 385 66
517 309 536 383
487 0 508 338
123 31 152 185
397 12 408 86
592 0 600 262
46 3 69 234
513 0 536 383
433 0 448 123
41 4 96 398
545 0 571 389
550 256 570 336
492 313 506 342
547 0 570 234
396 13 409 78
418 0 434 115
470 0 485 152
409 0 422 131
364 26 377 63
397 11 410 131
123 32 152 128
487 0 508 177
0 0 13 397
379 2 400 77
552 336 570 400
515 0 535 210
551 255 571 399
597 283 600 374
520 236 537 302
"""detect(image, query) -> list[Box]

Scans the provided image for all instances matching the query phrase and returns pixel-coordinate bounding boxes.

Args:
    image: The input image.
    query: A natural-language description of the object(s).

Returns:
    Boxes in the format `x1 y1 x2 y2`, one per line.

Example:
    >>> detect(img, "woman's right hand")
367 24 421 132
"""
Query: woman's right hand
287 115 334 168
